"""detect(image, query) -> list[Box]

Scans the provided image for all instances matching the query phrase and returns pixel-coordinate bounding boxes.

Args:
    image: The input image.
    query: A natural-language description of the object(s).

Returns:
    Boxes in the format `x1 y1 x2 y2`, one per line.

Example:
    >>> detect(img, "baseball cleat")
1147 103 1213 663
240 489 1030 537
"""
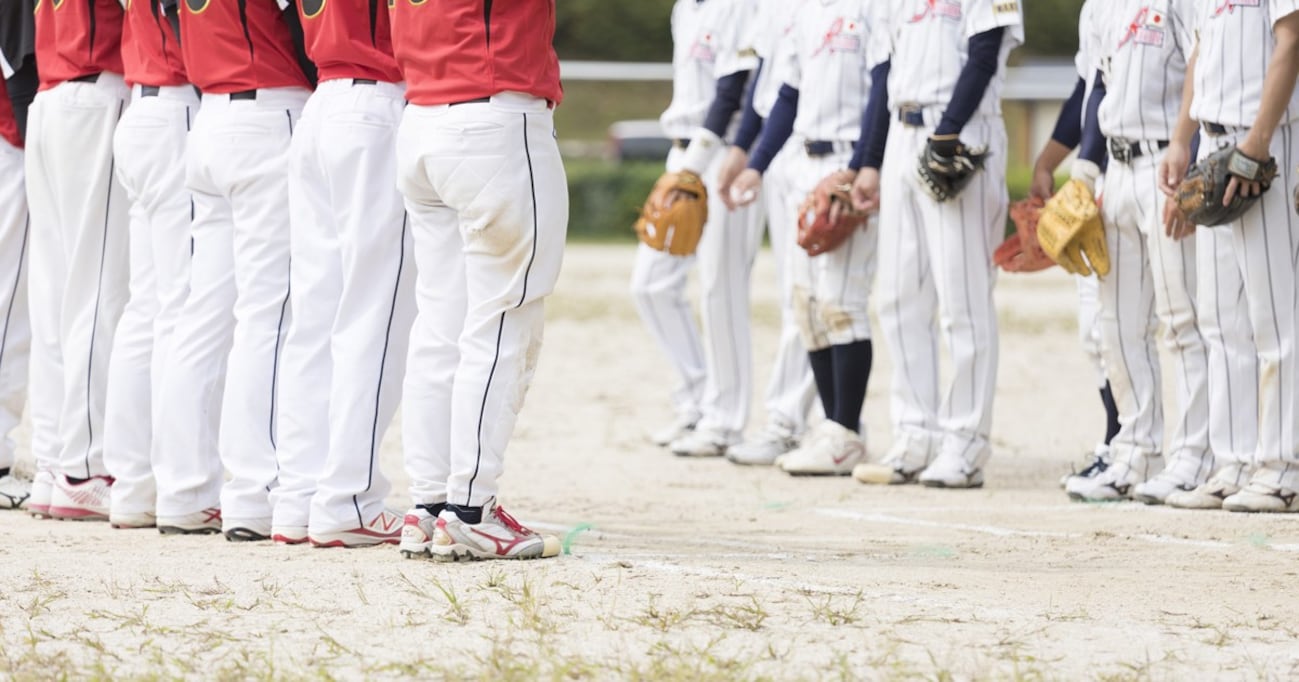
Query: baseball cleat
110 511 157 529
49 474 114 521
1066 456 1162 502
399 508 438 559
649 416 697 447
222 517 272 542
1223 481 1299 513
918 454 985 489
309 509 404 548
853 437 933 485
1059 445 1111 489
0 471 32 510
726 425 799 466
27 471 54 518
271 525 309 545
158 507 223 535
779 421 864 476
1166 465 1250 510
669 428 729 458
429 499 560 562
1132 457 1211 505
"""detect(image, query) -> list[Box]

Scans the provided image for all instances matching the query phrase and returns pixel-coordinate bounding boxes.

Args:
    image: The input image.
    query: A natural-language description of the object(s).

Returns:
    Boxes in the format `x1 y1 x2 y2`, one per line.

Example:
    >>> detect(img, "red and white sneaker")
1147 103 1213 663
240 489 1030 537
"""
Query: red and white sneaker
430 499 560 562
49 474 113 521
309 509 404 548
272 525 309 545
399 508 437 559
157 508 223 535
27 471 54 519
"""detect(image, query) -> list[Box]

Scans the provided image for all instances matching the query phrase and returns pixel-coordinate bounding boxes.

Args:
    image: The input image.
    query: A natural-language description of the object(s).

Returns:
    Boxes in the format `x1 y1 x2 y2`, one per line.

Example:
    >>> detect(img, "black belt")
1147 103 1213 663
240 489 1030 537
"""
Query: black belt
140 85 161 97
449 96 492 106
1107 138 1168 164
230 89 257 101
804 140 856 157
672 138 691 150
897 106 926 127
353 78 377 86
70 73 100 83
1203 122 1228 135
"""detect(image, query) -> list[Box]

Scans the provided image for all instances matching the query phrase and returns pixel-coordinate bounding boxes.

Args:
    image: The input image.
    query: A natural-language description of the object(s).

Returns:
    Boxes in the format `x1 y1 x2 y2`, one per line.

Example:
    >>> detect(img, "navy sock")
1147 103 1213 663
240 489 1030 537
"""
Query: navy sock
808 348 836 421
445 504 482 524
1100 382 1120 445
830 339 873 432
417 502 447 517
0 468 8 478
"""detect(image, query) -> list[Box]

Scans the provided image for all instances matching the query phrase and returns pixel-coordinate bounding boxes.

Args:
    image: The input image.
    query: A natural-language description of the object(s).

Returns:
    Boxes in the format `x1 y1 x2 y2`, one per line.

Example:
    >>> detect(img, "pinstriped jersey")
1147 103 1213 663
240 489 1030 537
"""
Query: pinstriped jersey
1091 0 1196 140
749 0 802 118
868 0 1024 116
660 0 759 139
772 0 873 143
1191 0 1299 128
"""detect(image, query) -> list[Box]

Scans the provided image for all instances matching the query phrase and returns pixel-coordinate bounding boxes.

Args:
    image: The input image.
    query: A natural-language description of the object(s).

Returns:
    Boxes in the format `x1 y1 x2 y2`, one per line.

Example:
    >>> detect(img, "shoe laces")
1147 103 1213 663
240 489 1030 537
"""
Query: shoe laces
491 505 531 536
1074 454 1110 478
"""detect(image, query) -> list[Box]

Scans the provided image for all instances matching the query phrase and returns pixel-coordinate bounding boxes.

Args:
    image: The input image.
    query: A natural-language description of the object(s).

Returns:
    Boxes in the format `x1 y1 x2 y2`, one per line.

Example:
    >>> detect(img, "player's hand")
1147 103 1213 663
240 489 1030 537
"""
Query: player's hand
1158 141 1191 197
717 147 749 210
1163 199 1195 241
729 169 763 208
850 168 881 214
1030 165 1056 200
1223 135 1269 206
819 169 857 223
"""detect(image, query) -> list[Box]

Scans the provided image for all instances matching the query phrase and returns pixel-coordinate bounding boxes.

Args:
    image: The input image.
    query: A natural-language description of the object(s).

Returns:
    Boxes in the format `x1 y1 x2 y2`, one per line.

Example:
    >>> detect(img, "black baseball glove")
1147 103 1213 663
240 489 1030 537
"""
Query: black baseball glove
916 135 989 203
1175 146 1277 227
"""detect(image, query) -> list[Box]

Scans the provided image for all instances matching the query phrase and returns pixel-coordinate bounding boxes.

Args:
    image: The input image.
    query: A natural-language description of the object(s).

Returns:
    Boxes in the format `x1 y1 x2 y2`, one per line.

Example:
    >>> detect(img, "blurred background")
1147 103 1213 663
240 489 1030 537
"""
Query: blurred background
554 0 1086 239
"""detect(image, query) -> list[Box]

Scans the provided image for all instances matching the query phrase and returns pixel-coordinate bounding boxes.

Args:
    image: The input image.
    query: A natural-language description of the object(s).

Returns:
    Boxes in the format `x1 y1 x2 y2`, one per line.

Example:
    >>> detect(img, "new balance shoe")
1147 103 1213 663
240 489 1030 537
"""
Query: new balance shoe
0 471 32 510
779 421 864 476
109 511 157 529
158 508 223 535
429 499 560 562
853 437 934 485
309 509 404 548
27 471 53 518
919 453 985 489
49 474 113 520
1059 445 1111 488
669 428 730 458
223 517 272 542
1066 455 1163 502
1166 465 1250 510
727 424 799 466
649 416 697 447
271 526 309 545
1223 480 1299 513
400 507 438 559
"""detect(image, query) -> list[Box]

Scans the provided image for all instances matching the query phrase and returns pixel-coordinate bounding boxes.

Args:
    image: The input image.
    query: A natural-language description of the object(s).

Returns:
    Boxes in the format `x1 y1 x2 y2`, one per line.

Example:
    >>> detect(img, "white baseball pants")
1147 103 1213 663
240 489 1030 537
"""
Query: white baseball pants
396 93 567 508
875 114 1004 469
274 79 414 533
760 147 816 436
0 138 29 472
102 84 198 516
1195 224 1257 469
154 87 308 519
630 147 765 441
1201 126 1299 488
787 149 878 352
24 74 130 479
1075 275 1106 390
1097 154 1211 482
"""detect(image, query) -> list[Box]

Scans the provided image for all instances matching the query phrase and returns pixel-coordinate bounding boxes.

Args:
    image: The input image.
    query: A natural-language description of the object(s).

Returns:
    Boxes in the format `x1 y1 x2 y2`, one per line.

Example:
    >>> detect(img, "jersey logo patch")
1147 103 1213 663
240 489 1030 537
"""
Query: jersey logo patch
812 18 863 57
300 0 325 18
185 0 210 14
1117 7 1165 49
993 1 1018 15
689 32 717 63
1214 0 1261 15
908 0 961 24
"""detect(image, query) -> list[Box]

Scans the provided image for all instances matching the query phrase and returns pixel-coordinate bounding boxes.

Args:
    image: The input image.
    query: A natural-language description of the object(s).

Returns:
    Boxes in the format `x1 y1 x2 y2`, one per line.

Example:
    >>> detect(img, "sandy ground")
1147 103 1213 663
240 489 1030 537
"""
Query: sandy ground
2 243 1298 681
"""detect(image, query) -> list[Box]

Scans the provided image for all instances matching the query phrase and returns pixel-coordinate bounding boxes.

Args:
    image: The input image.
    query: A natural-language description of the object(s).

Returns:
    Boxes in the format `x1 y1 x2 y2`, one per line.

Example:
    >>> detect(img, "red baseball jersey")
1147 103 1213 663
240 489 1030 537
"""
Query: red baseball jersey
0 78 19 148
180 0 311 94
299 0 401 84
122 0 188 87
389 0 563 107
33 0 126 90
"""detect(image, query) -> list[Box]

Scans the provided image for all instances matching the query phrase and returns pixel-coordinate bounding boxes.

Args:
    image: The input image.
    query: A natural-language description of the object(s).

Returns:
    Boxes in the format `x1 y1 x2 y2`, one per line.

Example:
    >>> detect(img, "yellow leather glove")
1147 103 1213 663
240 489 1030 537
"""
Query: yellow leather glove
1036 178 1109 277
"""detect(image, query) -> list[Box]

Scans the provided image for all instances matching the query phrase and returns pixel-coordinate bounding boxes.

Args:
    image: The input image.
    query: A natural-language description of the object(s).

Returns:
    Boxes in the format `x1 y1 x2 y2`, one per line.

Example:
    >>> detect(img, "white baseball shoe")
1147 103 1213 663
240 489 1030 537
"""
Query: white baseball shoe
0 471 32 510
400 507 439 559
1223 472 1299 513
779 421 865 476
27 471 54 518
49 474 113 521
1059 445 1111 489
852 435 934 485
649 416 697 447
429 499 560 562
1132 455 1212 505
1066 455 1163 502
271 525 309 545
670 428 730 458
310 509 404 548
918 453 985 489
223 517 272 542
158 507 223 535
110 511 157 529
1166 465 1250 510
727 424 799 466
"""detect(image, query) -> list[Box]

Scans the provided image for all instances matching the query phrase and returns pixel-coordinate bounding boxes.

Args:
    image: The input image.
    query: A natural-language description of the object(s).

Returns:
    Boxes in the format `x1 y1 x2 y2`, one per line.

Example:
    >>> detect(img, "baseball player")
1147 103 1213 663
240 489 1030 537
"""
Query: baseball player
1064 0 1213 504
271 0 414 547
1158 0 1299 512
848 0 1023 488
728 0 878 475
99 0 198 530
25 0 130 520
390 0 568 561
716 0 819 466
0 6 35 511
631 0 764 458
152 0 313 538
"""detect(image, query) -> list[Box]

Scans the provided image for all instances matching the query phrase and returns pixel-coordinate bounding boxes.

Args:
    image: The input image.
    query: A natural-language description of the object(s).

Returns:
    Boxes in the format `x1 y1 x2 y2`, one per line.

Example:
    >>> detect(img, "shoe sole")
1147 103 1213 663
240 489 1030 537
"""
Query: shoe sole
272 534 309 545
400 546 432 559
49 507 109 521
430 546 556 562
673 451 725 458
224 528 271 542
111 522 158 529
1066 492 1128 503
785 470 853 477
853 468 921 485
921 481 984 489
309 537 400 548
158 526 222 535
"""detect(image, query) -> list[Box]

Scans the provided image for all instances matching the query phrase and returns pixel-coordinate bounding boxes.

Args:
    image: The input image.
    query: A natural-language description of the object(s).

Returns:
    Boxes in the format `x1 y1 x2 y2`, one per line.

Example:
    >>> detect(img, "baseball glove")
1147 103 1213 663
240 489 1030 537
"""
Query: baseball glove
1036 178 1110 277
634 171 708 256
797 178 868 256
916 135 989 203
1175 146 1277 227
993 197 1056 273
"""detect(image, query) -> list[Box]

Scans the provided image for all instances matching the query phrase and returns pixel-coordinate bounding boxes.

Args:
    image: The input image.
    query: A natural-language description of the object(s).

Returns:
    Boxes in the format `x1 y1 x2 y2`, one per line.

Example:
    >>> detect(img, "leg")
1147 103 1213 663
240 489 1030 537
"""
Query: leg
0 139 30 509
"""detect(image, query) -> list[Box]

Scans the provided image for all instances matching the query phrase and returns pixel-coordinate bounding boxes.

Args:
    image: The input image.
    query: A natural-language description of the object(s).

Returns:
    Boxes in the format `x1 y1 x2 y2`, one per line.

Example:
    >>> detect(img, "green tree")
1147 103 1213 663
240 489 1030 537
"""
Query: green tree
1022 0 1084 58
555 0 676 61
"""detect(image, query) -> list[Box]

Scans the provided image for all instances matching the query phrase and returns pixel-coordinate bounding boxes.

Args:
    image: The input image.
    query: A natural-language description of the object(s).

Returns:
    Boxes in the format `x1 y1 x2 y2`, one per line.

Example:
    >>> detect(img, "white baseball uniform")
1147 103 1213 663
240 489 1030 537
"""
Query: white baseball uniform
1087 0 1213 488
630 0 764 445
1189 0 1299 490
871 0 1022 474
1074 0 1107 400
0 71 29 476
774 0 878 351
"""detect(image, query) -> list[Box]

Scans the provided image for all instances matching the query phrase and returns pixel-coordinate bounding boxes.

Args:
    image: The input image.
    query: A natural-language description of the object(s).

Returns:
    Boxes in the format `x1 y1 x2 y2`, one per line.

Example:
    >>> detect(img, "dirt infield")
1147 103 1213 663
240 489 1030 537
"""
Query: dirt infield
2 243 1297 680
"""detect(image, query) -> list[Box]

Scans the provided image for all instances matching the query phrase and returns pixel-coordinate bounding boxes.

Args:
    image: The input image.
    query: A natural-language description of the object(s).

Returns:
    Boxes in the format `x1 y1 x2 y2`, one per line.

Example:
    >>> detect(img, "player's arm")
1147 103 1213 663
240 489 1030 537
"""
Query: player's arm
1160 42 1199 198
717 58 766 209
727 81 797 205
1030 76 1085 199
927 27 1005 156
847 59 891 213
1227 9 1299 203
1070 70 1107 193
